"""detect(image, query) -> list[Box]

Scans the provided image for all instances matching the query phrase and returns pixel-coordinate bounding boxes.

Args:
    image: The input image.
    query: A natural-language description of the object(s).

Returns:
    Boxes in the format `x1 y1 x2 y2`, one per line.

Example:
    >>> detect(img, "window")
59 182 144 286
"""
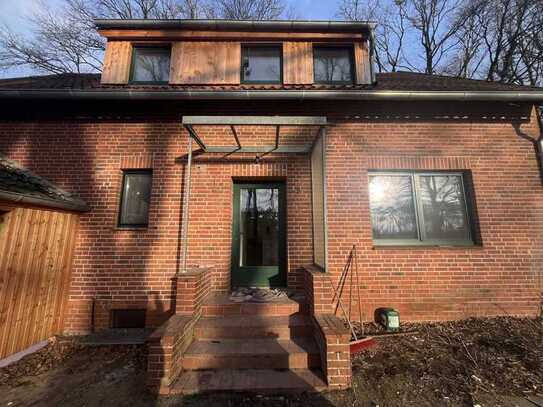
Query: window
313 46 354 84
368 172 474 245
241 46 282 83
118 171 152 227
130 47 171 83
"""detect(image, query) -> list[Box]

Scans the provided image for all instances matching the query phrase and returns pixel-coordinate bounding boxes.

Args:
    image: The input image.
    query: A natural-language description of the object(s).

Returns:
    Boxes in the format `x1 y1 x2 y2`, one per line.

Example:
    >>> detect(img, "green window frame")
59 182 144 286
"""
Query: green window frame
313 45 355 85
368 171 476 247
241 45 283 84
118 170 153 228
129 46 171 84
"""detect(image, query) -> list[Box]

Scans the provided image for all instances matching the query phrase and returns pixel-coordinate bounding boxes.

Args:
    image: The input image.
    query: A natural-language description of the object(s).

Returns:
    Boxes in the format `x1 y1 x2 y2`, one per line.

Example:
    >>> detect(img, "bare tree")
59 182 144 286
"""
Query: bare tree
0 0 287 76
337 0 410 72
206 0 286 20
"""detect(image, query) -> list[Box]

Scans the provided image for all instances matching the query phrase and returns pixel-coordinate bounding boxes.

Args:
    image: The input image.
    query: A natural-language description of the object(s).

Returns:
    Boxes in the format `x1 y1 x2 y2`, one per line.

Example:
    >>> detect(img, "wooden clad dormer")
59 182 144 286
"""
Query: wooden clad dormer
97 20 374 86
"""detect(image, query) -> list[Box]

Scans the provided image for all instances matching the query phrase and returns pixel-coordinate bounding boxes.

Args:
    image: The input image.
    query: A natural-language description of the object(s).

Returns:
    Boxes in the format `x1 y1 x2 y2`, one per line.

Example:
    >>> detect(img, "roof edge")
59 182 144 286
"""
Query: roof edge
1 89 543 102
94 19 376 33
0 189 89 212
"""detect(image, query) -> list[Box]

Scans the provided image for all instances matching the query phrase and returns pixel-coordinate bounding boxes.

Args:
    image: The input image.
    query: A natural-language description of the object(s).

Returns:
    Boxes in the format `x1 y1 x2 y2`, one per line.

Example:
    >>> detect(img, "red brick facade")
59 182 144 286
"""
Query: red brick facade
0 100 541 334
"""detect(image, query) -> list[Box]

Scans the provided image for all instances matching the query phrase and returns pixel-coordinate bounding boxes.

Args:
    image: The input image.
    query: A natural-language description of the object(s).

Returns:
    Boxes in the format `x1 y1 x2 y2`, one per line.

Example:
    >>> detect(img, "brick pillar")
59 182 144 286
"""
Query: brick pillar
303 265 333 315
175 267 210 316
303 265 352 389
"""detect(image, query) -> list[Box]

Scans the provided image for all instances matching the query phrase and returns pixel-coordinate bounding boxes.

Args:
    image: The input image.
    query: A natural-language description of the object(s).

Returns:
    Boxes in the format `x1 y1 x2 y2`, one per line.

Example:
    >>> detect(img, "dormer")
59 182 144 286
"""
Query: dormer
96 20 375 87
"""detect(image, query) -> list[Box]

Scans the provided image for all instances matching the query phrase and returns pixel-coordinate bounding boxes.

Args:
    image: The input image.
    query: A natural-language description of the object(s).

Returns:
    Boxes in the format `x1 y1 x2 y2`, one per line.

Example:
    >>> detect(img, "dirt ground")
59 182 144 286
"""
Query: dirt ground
0 316 541 407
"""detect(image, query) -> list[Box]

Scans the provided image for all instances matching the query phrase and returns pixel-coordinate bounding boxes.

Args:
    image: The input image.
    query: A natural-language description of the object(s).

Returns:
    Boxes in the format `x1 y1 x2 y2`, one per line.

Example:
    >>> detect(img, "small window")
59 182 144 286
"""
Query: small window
118 170 152 227
368 172 474 246
241 46 282 84
111 309 146 329
130 47 171 83
313 46 354 84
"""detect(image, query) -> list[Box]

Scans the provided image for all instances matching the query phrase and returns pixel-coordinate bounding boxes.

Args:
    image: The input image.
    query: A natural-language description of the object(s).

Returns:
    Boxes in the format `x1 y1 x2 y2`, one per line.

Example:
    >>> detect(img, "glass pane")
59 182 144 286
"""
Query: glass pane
369 175 418 240
419 175 470 241
132 48 170 82
239 188 279 266
120 172 152 225
242 47 281 82
314 47 353 83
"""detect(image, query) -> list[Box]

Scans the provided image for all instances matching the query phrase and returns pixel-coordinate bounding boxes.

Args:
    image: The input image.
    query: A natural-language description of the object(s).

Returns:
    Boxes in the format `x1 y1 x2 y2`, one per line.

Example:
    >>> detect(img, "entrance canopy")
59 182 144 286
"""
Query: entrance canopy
182 116 327 156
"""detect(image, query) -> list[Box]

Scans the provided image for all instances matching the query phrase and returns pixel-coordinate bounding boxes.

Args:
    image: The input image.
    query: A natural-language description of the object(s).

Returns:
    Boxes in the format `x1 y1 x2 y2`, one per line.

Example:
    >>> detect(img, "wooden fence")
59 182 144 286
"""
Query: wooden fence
0 204 79 360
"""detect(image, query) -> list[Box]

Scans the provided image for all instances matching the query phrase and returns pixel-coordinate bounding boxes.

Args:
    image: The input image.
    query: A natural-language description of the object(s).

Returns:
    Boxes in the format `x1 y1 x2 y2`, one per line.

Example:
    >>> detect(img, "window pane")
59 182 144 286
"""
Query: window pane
418 175 470 241
120 172 152 226
369 175 418 240
132 48 170 82
242 47 281 82
239 188 279 266
314 47 353 83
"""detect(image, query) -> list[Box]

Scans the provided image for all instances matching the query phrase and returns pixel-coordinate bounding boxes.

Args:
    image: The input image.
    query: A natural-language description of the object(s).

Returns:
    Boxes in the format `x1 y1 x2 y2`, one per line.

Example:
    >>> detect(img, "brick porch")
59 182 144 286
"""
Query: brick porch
147 266 352 395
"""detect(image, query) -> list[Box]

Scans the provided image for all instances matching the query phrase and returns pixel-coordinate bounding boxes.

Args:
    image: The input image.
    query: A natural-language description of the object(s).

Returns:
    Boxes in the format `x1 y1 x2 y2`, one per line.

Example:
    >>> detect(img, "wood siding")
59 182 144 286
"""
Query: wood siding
0 206 79 359
101 41 132 84
170 42 241 84
354 41 372 84
283 42 313 85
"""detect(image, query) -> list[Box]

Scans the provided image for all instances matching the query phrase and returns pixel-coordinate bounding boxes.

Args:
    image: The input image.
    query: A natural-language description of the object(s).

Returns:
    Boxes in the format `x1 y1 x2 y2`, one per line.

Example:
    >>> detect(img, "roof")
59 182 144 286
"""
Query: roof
0 71 542 101
0 155 88 212
94 19 375 34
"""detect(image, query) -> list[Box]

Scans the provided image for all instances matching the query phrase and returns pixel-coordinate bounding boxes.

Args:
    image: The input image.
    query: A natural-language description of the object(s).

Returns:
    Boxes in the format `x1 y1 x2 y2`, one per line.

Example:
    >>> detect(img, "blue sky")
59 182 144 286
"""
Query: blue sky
0 0 339 78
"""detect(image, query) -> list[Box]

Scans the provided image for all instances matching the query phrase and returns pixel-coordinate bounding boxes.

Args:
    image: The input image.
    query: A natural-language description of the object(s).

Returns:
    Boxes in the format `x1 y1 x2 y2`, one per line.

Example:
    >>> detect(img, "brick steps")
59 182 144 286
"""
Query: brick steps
201 293 306 317
170 368 327 395
182 338 321 370
194 314 313 340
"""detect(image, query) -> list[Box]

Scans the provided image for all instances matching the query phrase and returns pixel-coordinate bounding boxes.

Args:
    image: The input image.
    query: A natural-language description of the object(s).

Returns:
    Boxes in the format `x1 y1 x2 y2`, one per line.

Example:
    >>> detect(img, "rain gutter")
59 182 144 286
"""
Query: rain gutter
0 190 89 212
1 90 543 102
94 19 376 34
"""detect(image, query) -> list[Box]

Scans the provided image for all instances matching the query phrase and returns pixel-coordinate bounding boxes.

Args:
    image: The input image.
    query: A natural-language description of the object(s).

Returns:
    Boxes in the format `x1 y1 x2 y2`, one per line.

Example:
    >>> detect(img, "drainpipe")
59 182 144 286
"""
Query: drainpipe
180 135 193 274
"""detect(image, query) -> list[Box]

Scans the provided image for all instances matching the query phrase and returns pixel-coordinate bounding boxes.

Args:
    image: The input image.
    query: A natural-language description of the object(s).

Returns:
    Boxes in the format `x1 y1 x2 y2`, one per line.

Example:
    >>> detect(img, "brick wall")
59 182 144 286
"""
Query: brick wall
0 100 541 332
326 106 542 321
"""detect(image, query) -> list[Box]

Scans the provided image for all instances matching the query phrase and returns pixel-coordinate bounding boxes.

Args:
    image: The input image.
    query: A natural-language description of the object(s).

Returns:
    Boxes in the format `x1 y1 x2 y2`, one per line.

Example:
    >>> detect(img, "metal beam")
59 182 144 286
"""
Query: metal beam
185 124 207 151
205 145 311 154
182 116 327 126
230 125 242 149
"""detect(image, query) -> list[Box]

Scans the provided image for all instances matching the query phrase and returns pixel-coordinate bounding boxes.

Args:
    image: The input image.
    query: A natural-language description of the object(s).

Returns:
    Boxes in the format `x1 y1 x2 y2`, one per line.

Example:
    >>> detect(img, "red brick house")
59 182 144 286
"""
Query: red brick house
0 19 542 394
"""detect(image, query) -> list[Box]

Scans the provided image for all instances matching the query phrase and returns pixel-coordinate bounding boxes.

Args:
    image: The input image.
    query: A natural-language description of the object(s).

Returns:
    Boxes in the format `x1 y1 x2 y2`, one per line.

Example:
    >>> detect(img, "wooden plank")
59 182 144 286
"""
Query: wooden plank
99 29 365 42
56 215 79 334
171 41 240 84
101 41 132 84
283 42 313 85
354 41 372 84
0 207 80 359
16 209 51 353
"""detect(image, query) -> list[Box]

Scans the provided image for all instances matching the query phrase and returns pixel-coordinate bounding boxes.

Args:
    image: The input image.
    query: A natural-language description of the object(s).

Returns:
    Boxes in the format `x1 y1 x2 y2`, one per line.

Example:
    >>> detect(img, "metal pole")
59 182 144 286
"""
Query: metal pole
181 135 193 273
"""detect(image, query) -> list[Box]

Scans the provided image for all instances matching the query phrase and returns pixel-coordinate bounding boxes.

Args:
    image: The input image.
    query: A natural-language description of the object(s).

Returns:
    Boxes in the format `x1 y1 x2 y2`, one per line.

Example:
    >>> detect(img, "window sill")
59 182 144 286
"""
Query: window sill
372 243 482 250
115 226 149 231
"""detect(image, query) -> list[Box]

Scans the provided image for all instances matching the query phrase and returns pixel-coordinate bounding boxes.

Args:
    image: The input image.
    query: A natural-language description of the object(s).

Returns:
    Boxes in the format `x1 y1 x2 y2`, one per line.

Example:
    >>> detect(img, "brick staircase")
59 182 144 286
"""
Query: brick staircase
170 293 327 394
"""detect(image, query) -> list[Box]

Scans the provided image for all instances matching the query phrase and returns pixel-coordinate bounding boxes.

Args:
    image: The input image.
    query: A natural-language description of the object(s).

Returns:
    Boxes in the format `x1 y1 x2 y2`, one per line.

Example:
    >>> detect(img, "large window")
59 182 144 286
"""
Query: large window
130 47 171 83
368 172 474 246
118 170 153 227
313 46 354 84
241 46 282 83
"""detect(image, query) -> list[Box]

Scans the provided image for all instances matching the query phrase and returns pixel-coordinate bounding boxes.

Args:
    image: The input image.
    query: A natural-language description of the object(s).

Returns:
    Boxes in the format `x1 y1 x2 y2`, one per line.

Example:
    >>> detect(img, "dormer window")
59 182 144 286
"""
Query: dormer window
241 46 282 84
130 46 171 84
313 46 354 84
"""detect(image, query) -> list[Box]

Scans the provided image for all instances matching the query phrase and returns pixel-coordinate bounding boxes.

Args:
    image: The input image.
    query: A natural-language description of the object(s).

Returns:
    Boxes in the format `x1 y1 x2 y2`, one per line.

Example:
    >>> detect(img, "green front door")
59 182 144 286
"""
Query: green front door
231 183 287 288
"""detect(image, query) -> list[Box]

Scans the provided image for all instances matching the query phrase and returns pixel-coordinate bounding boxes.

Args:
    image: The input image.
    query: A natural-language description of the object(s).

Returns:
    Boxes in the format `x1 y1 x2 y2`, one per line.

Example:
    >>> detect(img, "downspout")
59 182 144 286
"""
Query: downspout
180 135 193 273
537 105 543 179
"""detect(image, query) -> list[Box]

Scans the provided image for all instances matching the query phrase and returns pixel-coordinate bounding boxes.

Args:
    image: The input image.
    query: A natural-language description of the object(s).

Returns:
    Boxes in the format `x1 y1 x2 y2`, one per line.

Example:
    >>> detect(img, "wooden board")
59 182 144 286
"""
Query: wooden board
283 42 313 85
354 41 372 84
0 206 79 360
99 29 365 42
101 41 132 85
170 41 241 84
